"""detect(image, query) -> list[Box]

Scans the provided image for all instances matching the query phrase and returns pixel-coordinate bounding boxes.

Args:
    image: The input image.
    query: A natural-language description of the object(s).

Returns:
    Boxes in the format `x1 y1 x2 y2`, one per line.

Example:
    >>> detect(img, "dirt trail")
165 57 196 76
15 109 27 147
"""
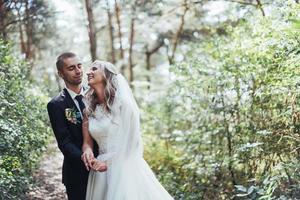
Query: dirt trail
26 140 67 200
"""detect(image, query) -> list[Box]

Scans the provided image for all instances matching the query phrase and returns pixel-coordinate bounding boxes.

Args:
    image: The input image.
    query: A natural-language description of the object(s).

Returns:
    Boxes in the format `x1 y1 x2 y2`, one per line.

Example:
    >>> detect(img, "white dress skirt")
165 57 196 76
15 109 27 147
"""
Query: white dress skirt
85 100 174 200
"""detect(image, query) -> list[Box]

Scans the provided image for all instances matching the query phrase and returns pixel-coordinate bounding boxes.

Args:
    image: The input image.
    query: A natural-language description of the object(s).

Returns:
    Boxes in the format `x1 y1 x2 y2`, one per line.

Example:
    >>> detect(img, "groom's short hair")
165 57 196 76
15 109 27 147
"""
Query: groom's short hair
56 52 76 71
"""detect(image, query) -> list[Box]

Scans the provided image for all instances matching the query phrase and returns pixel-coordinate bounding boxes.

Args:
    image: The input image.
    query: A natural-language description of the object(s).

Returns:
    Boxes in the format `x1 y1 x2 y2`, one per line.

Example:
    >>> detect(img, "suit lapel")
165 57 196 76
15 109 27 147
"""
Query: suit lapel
62 88 82 124
63 88 81 112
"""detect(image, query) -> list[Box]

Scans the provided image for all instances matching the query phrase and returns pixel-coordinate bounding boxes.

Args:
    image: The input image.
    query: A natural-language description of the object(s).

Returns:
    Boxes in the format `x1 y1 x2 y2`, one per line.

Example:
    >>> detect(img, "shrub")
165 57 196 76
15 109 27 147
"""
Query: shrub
0 40 51 199
142 3 300 199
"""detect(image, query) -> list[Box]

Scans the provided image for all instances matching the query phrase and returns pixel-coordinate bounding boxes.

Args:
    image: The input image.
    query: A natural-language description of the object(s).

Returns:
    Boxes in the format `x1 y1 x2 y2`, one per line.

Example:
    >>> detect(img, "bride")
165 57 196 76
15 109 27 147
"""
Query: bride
81 60 174 200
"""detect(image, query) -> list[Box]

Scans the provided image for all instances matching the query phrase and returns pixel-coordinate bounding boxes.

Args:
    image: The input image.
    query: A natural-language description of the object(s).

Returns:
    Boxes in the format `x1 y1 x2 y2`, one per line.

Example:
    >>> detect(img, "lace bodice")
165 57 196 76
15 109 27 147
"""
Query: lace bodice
88 104 120 161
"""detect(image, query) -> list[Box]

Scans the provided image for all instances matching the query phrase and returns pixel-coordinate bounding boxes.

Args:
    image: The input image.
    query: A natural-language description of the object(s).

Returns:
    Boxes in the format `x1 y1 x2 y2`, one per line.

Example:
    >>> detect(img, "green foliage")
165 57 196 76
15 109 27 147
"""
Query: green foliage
0 40 51 199
143 2 300 199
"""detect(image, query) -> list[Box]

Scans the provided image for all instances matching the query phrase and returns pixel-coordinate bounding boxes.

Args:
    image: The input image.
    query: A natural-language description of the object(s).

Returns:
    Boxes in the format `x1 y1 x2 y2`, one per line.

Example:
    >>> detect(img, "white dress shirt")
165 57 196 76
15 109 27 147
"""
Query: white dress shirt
65 87 85 118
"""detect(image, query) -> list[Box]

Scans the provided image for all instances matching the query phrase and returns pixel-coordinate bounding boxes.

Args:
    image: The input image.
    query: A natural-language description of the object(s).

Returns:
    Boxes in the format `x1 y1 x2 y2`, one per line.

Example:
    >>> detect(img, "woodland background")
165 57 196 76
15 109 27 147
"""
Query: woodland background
1 0 300 199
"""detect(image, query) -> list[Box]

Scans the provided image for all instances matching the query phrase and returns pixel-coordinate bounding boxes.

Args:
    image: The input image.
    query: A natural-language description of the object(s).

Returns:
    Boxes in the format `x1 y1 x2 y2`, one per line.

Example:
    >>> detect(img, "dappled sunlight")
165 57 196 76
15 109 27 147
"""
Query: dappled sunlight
1 0 300 199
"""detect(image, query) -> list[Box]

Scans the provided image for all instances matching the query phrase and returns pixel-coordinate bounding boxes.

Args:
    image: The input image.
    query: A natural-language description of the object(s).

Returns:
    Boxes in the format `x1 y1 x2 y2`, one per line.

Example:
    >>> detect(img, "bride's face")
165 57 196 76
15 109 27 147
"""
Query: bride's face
87 66 105 87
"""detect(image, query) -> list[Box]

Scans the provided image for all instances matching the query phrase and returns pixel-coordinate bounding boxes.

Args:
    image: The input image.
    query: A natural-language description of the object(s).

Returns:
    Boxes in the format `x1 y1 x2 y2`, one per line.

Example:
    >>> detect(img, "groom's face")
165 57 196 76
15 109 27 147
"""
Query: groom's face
59 56 83 85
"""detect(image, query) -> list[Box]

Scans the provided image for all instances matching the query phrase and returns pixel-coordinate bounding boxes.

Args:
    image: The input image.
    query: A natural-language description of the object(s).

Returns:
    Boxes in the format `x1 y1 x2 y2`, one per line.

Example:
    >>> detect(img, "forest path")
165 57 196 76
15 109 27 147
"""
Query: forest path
26 139 67 200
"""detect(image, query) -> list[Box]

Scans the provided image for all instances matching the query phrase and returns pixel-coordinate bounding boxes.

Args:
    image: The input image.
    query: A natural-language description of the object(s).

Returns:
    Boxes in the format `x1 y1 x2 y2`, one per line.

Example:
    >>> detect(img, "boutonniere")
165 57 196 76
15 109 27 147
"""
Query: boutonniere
65 108 81 124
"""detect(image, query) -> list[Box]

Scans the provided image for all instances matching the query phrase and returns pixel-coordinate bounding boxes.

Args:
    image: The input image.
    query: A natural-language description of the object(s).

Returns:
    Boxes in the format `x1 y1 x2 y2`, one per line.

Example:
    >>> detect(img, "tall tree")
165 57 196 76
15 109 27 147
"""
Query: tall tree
0 0 55 68
114 0 125 72
106 0 116 64
24 0 34 60
127 0 140 85
0 0 8 40
84 0 97 61
128 15 135 84
15 2 26 55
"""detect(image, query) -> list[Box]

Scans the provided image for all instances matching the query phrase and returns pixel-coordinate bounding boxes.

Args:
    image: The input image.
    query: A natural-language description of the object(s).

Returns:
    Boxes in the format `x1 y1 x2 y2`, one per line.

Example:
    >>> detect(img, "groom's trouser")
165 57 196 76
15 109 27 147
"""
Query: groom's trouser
63 160 89 200
65 183 87 200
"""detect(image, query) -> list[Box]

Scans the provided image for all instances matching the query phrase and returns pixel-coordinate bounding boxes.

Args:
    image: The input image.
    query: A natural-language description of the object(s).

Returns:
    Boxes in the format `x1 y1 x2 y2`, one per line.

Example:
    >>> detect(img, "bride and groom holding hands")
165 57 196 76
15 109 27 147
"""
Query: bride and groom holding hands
47 52 173 200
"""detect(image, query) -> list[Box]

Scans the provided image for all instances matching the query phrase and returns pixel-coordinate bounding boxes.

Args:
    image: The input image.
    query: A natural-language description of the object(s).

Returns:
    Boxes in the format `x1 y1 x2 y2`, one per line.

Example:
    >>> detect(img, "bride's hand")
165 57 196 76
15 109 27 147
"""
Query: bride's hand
91 159 107 172
81 148 94 171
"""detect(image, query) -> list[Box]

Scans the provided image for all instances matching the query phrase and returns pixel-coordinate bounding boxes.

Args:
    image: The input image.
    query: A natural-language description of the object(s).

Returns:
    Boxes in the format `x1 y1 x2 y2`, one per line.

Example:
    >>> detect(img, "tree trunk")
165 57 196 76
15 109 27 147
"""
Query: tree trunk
0 0 8 40
221 90 236 186
25 0 33 60
168 0 188 65
234 75 241 124
115 0 126 74
19 21 26 55
128 17 135 85
114 0 125 71
16 4 26 55
84 0 97 61
145 40 164 89
106 0 115 64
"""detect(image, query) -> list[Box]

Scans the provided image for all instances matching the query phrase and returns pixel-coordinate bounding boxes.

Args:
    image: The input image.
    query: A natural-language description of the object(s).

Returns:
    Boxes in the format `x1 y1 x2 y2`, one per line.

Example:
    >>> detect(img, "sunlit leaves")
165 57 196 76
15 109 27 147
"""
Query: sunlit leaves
142 2 300 199
0 40 51 199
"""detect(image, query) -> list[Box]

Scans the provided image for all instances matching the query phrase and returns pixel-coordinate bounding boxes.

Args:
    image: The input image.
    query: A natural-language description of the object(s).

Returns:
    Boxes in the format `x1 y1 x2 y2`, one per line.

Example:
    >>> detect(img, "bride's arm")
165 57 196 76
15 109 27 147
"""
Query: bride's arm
81 110 94 170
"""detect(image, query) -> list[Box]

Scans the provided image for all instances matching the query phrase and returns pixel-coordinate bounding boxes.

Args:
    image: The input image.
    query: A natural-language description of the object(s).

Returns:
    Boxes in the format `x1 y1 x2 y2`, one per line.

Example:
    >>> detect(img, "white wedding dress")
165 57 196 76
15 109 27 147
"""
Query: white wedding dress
85 74 173 200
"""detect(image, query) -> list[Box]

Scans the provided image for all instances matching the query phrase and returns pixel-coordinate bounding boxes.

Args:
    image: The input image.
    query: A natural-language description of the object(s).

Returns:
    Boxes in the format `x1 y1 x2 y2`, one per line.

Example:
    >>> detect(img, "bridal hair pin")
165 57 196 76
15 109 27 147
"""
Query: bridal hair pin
92 60 118 75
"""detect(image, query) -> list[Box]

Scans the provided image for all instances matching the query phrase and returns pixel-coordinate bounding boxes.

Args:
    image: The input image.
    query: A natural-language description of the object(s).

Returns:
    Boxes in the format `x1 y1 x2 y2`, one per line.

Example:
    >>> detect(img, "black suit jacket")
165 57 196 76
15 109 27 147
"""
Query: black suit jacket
47 88 97 186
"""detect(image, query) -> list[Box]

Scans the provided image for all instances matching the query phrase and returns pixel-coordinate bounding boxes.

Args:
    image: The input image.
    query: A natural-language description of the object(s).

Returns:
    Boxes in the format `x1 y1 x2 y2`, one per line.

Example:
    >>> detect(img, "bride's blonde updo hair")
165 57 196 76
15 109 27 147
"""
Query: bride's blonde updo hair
85 60 118 117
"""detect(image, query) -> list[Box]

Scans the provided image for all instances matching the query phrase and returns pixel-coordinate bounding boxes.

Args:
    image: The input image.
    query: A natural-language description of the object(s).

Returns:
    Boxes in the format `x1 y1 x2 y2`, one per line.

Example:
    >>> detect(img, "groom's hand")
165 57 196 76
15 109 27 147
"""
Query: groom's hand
81 148 94 171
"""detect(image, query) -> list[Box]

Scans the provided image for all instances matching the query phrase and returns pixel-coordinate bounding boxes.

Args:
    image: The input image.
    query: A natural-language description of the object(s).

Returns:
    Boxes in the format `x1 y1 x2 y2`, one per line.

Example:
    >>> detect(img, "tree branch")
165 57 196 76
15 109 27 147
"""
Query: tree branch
169 0 189 65
193 0 256 6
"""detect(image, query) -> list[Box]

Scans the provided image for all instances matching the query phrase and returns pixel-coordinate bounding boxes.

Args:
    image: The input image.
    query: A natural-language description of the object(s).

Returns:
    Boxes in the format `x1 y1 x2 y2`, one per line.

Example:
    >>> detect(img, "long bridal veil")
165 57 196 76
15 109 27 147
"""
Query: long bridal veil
103 73 173 200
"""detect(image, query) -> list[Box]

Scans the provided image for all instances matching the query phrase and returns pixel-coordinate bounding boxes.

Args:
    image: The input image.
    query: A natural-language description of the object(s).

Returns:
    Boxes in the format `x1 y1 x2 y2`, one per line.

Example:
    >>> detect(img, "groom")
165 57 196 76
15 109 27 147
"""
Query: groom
47 52 105 200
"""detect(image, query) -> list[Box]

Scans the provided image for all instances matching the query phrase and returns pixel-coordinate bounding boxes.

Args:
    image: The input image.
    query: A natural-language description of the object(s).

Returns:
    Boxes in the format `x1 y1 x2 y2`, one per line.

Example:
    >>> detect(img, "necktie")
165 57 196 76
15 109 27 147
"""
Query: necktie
75 95 85 115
